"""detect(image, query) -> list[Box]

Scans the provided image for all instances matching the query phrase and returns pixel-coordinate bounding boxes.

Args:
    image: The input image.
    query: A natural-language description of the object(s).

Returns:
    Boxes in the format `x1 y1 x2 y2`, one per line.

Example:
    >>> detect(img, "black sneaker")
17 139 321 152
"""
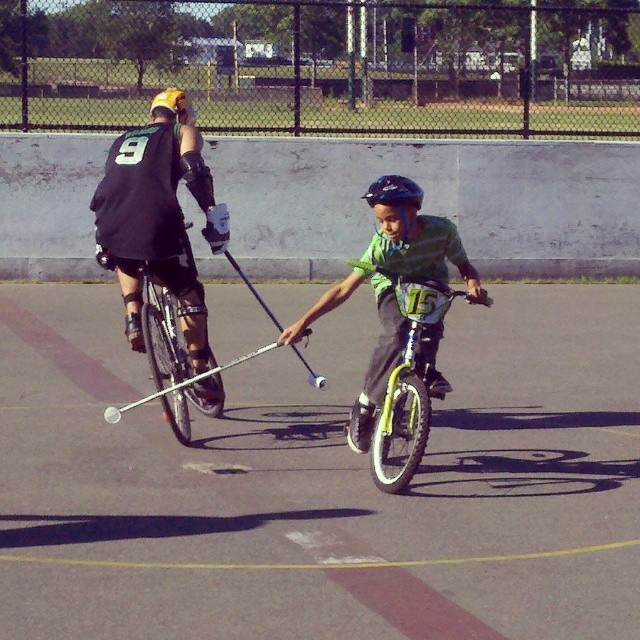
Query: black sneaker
423 367 453 399
192 375 225 404
124 313 145 353
346 400 376 454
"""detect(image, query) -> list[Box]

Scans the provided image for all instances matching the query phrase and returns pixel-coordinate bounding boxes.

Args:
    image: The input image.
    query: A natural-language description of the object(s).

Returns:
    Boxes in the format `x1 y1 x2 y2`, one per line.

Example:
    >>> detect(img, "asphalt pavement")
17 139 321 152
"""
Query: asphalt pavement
0 282 638 640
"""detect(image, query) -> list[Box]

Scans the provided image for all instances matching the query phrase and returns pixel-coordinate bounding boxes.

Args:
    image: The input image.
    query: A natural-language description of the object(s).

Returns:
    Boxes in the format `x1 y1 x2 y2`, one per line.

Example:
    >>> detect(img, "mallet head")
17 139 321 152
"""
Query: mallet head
104 406 122 424
307 373 327 389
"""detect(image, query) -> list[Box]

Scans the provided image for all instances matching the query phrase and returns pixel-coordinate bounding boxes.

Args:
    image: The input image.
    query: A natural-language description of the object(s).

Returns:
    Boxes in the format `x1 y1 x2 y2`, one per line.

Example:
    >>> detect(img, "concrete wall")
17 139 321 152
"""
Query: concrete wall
1 133 638 281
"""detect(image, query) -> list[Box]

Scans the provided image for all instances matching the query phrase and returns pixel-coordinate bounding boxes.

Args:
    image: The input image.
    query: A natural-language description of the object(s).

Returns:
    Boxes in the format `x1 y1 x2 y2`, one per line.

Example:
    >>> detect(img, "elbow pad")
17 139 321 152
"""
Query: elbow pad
181 151 215 211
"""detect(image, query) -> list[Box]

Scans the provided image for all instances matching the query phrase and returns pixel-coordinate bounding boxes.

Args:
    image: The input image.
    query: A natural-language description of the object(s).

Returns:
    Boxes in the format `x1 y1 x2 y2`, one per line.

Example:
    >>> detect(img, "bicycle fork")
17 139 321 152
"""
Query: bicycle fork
378 322 421 436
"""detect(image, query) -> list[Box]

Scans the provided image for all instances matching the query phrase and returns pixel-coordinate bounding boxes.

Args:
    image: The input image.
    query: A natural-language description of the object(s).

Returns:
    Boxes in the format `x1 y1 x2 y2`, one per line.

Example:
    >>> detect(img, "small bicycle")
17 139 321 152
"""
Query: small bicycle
141 269 224 446
349 260 492 494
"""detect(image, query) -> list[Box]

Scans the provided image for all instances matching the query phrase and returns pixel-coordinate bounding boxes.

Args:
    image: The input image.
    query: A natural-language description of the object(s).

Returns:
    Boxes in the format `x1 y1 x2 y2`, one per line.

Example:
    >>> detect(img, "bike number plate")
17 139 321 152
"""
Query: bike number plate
395 282 451 323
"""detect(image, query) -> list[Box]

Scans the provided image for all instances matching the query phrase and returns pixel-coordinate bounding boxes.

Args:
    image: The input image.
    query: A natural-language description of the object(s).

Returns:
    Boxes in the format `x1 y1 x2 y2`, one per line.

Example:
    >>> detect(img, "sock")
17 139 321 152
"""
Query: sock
358 392 374 410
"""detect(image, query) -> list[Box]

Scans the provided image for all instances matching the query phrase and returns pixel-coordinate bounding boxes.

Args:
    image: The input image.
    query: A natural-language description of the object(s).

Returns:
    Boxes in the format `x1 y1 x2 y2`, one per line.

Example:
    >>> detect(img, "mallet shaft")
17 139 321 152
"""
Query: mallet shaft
224 250 321 380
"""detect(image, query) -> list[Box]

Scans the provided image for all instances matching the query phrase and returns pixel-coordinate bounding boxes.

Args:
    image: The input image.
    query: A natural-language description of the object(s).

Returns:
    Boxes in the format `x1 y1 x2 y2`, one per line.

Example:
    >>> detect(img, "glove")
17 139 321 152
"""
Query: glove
95 243 115 271
202 203 230 255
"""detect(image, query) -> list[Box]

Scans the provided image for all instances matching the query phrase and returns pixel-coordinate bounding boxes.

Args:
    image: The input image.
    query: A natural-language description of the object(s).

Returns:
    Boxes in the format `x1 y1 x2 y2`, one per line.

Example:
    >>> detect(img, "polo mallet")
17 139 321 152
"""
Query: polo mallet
224 250 327 389
103 333 306 424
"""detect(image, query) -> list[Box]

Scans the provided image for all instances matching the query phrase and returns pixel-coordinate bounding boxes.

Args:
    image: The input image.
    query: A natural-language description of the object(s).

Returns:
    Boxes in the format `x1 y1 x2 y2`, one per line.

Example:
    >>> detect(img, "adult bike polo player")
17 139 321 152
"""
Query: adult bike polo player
90 88 229 402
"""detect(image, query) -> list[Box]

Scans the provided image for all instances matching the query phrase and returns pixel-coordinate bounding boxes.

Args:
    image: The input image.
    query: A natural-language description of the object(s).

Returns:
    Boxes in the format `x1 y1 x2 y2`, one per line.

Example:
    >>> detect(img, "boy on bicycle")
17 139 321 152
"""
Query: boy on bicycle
91 88 228 402
279 175 487 454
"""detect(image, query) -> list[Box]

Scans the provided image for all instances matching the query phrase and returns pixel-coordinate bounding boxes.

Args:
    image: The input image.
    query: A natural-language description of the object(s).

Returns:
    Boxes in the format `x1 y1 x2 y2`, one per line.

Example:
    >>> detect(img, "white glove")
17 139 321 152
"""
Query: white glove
202 203 230 255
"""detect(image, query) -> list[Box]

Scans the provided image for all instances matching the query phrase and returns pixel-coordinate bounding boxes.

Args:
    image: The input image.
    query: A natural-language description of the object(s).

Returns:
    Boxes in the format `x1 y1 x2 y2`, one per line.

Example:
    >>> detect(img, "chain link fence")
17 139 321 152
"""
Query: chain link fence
2 0 640 138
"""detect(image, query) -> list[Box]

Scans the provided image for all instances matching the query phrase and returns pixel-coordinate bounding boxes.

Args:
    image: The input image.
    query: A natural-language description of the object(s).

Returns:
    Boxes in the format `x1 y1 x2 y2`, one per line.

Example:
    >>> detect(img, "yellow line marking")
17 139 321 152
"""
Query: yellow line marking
1 539 638 571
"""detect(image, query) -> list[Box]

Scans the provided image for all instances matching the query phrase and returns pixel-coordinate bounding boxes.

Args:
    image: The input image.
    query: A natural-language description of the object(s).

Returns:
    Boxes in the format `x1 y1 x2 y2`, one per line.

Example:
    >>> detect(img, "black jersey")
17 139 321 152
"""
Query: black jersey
91 122 186 260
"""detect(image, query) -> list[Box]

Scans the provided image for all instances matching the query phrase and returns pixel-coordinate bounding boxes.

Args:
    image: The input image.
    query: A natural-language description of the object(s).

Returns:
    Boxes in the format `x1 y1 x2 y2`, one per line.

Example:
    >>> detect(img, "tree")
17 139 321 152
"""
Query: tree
626 12 640 60
536 0 605 80
45 0 110 58
102 0 184 93
0 0 20 76
419 2 492 94
599 0 635 58
209 2 345 83
0 0 49 75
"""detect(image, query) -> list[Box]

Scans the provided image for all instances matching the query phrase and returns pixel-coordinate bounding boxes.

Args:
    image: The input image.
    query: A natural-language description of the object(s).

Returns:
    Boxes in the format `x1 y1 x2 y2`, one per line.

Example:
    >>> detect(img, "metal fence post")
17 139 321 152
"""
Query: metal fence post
293 1 301 136
20 0 29 132
522 5 532 140
360 0 369 105
347 2 356 110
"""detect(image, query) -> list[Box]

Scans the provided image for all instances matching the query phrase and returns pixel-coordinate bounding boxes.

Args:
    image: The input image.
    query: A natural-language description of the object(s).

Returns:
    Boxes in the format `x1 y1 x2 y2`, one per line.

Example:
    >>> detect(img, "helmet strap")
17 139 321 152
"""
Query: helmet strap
372 204 415 256
400 205 417 244
374 226 407 256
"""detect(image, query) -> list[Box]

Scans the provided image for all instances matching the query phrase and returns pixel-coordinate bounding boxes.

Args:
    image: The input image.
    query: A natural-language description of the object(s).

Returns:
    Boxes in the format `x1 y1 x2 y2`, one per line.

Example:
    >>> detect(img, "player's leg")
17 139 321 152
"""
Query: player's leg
416 321 452 397
152 244 224 404
348 290 406 454
114 259 145 353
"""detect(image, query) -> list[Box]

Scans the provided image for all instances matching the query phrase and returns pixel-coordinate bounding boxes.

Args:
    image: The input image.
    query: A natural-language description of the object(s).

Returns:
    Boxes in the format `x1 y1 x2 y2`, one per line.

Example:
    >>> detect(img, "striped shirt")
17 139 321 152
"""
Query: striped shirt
353 215 469 299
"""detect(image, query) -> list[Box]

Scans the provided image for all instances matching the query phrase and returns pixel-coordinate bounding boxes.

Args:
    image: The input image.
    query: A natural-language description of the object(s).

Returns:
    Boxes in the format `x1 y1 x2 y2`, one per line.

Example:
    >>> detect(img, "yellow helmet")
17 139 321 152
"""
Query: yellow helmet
150 88 197 125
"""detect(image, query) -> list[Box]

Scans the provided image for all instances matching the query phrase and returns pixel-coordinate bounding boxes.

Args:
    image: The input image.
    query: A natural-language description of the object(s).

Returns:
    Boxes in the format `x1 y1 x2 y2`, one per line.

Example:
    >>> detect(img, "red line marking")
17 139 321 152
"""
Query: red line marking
326 566 511 640
0 292 138 403
0 293 510 639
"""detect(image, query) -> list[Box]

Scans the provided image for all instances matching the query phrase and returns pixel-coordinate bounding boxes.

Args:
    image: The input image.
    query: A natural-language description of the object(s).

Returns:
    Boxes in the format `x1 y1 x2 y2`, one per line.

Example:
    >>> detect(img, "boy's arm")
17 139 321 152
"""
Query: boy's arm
279 271 365 345
457 260 487 302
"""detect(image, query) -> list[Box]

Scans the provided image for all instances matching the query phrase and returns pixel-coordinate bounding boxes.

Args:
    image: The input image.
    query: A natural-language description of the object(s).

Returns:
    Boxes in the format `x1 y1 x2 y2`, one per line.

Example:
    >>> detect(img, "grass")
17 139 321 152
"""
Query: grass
3 95 640 139
2 58 640 137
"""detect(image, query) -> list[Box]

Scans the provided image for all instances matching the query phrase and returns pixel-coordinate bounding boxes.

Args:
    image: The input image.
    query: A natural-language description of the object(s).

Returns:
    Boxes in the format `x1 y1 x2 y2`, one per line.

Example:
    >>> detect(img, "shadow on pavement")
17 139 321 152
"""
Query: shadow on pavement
0 508 374 549
190 404 349 450
407 448 639 498
435 407 640 431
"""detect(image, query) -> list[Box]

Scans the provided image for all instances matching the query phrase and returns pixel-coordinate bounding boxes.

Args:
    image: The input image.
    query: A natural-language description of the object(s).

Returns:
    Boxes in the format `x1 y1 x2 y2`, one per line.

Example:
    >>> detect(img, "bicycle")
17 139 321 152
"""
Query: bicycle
349 260 492 494
141 265 224 447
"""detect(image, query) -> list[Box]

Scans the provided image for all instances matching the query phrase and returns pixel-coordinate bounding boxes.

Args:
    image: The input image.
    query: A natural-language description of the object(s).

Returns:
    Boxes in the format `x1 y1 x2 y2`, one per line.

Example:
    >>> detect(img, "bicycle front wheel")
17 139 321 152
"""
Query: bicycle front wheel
371 373 431 494
175 323 225 419
142 303 192 446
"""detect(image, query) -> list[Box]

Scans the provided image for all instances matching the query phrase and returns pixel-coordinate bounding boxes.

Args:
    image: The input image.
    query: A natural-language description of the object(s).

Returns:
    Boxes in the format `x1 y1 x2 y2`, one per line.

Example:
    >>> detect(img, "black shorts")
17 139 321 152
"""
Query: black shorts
115 236 199 298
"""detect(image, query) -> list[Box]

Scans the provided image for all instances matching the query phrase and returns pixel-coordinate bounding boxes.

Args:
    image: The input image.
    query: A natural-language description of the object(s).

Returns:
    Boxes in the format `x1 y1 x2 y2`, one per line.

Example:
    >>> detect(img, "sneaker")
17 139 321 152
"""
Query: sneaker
346 400 376 454
124 313 145 353
192 374 225 404
423 367 453 399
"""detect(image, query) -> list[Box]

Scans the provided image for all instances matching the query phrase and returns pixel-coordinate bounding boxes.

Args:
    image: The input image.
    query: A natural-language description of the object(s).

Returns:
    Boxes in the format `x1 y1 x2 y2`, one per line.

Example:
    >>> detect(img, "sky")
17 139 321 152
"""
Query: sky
40 0 223 18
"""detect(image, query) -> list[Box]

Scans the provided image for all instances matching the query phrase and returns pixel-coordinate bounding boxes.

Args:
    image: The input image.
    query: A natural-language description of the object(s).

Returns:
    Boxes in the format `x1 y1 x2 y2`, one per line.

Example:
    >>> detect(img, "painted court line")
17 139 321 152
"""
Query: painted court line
0 293 137 402
1 537 639 571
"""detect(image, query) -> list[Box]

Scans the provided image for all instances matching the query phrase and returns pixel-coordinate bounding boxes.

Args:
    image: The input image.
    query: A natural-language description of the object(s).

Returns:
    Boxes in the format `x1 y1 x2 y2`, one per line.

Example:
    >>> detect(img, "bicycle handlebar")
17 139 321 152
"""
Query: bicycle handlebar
349 259 493 307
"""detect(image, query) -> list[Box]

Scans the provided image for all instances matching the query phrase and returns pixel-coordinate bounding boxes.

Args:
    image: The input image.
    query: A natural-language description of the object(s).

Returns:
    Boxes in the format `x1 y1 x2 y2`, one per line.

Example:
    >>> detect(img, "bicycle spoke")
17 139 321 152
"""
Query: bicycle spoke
142 301 192 446
371 374 431 494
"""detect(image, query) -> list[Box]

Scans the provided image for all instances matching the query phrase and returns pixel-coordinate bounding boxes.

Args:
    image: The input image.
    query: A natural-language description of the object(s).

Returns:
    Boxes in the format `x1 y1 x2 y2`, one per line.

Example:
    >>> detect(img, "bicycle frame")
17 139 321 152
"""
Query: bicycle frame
376 281 476 437
143 277 184 369
348 259 492 494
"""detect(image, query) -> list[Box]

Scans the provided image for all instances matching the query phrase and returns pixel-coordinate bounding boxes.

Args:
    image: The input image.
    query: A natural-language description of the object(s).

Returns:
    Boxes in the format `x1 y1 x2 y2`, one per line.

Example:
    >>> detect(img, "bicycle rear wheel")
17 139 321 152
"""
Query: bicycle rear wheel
142 303 192 446
371 373 431 494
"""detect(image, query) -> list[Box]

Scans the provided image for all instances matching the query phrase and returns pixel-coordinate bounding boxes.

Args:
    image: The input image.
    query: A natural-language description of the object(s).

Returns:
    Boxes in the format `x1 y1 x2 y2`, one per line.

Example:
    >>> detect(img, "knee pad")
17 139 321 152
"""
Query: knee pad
177 304 207 318
174 280 207 318
122 292 144 306
173 279 204 301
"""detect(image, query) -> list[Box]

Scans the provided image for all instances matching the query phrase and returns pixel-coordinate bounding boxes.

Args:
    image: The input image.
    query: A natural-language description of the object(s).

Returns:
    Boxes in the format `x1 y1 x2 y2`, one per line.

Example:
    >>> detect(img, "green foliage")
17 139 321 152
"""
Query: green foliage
103 1 184 92
0 1 49 75
0 0 19 76
209 2 346 62
626 13 640 60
